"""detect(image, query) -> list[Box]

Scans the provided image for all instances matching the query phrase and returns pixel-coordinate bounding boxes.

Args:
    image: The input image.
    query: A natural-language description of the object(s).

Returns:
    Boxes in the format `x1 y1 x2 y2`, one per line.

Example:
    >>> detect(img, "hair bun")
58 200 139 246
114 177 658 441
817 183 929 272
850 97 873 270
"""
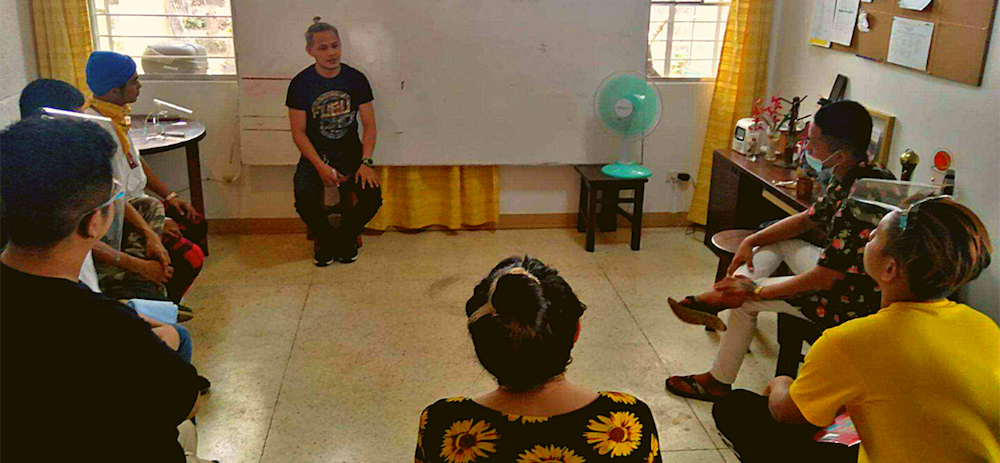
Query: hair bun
313 16 322 23
491 273 542 324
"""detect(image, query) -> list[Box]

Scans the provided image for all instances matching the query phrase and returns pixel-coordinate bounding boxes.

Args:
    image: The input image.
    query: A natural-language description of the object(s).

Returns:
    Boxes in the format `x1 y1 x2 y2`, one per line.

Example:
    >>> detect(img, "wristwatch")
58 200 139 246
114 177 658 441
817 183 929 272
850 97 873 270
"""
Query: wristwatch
362 158 374 168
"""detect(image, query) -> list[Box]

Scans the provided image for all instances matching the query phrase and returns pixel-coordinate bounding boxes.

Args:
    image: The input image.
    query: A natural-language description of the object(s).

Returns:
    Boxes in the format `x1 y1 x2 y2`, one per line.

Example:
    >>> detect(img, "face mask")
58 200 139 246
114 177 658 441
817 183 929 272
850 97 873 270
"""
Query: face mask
806 151 841 175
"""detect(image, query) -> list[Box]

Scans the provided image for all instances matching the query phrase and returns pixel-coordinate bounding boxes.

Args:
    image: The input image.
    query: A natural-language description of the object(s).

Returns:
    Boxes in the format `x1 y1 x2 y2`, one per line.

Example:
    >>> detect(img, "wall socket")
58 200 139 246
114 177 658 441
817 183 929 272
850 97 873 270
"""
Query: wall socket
665 170 692 184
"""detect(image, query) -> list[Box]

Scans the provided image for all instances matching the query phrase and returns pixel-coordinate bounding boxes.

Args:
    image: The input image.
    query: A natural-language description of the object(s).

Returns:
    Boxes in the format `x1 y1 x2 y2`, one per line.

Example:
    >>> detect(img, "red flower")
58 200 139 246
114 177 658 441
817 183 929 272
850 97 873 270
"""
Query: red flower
841 296 851 304
816 307 826 317
860 229 871 240
832 239 845 250
847 265 859 274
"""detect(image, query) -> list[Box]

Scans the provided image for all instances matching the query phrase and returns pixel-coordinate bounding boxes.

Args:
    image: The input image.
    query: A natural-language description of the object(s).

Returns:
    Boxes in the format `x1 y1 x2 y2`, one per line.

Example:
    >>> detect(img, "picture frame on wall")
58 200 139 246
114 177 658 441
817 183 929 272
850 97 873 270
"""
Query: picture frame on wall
867 108 895 167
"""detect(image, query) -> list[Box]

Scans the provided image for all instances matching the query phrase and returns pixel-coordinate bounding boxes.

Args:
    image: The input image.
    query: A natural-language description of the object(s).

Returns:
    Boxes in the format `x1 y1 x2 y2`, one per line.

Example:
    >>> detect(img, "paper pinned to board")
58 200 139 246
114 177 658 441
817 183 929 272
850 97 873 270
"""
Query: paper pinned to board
887 17 935 71
809 0 836 47
899 0 933 11
830 0 862 46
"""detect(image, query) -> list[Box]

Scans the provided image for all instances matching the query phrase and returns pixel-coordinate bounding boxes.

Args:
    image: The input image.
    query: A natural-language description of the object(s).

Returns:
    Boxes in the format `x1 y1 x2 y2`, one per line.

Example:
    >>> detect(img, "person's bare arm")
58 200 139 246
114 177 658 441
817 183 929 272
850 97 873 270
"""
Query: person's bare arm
755 265 843 300
91 240 174 285
289 108 341 187
728 211 818 275
186 392 202 420
359 102 377 161
141 158 170 200
765 376 811 425
354 103 380 189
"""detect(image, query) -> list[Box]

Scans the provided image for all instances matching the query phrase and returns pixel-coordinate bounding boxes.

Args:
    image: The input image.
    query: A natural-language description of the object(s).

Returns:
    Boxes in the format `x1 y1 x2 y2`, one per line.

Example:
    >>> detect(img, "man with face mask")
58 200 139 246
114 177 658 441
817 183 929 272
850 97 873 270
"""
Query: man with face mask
665 101 895 402
0 117 214 462
287 18 383 266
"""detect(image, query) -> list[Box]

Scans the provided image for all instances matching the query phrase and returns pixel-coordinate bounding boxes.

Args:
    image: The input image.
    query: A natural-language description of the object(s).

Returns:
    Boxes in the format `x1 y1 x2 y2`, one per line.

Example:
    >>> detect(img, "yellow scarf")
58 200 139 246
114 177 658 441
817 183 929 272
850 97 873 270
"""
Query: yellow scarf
82 97 138 168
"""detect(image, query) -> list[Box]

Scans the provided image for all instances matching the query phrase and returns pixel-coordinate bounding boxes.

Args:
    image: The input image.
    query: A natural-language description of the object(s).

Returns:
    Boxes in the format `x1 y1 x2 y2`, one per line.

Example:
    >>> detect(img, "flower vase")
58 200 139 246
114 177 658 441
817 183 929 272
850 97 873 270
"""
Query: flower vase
765 130 781 162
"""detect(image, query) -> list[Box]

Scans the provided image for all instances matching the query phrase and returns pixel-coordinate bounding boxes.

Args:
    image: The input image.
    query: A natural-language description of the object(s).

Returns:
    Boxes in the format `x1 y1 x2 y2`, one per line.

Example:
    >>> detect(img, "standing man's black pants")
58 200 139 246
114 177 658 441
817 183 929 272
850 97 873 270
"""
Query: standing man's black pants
712 389 859 463
293 157 382 250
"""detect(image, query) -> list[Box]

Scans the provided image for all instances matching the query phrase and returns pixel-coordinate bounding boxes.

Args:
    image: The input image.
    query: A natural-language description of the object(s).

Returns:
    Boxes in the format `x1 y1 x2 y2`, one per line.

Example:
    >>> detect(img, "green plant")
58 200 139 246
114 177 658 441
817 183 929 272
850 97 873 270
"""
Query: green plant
183 17 207 29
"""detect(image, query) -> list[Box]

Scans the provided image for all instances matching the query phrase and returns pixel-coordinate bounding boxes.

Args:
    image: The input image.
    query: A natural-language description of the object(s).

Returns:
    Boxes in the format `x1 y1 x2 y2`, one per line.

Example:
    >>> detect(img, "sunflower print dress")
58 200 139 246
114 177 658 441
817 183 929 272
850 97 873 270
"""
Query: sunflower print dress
416 392 662 463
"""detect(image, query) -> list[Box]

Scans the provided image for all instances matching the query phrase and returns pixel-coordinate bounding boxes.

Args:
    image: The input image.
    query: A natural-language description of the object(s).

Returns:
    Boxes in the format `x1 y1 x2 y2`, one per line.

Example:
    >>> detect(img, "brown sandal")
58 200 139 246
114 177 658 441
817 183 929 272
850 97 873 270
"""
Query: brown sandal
665 375 728 402
668 297 727 331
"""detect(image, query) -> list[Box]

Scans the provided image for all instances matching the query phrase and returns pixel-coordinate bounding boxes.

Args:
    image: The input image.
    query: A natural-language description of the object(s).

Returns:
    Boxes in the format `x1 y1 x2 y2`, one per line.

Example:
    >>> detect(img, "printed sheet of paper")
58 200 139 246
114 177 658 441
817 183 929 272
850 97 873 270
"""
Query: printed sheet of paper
809 0 836 47
830 0 862 46
887 17 935 71
898 0 933 11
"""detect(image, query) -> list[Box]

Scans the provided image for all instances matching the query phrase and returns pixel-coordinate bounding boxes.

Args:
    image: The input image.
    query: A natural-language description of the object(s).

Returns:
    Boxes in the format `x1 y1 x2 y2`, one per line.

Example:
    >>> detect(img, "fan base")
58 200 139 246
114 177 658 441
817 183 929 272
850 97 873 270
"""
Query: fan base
602 164 652 179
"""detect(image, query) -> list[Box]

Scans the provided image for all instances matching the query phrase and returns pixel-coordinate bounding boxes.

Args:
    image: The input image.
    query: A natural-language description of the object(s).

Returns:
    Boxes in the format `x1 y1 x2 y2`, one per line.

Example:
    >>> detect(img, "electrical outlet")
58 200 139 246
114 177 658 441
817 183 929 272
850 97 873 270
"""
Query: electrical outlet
665 170 689 184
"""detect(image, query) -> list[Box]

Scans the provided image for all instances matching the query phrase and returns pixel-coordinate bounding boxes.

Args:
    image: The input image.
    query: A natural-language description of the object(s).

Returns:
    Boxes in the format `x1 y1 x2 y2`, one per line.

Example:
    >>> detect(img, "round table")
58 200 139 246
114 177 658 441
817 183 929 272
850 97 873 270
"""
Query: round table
130 117 209 252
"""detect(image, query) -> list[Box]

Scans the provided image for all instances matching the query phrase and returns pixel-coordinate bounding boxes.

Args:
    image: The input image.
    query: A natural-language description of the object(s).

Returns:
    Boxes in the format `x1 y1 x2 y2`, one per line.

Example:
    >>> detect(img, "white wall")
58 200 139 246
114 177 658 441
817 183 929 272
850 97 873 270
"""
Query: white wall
769 0 1000 316
0 0 38 125
139 78 713 218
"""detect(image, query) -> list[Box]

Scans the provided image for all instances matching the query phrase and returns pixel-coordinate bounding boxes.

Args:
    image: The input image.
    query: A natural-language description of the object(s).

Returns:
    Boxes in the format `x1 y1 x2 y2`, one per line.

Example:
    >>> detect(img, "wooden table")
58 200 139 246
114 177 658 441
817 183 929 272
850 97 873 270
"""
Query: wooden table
705 148 812 252
574 164 648 252
131 117 208 252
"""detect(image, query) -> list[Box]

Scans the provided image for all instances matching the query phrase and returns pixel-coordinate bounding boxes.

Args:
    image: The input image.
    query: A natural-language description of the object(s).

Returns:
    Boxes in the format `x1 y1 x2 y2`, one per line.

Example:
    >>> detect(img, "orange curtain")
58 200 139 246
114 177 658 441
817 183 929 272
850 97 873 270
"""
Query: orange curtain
32 0 94 92
367 166 499 231
687 0 773 225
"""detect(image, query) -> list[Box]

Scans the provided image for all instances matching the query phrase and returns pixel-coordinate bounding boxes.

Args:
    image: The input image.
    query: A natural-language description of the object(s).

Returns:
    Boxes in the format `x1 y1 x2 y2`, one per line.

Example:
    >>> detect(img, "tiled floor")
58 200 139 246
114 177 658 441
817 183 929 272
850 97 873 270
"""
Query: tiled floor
186 228 784 463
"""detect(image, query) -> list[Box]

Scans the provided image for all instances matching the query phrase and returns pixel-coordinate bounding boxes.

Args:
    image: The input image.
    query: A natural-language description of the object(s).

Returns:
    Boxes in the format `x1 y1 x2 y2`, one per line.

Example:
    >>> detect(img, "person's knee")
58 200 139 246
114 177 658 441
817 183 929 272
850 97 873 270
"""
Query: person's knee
712 389 760 433
153 325 181 351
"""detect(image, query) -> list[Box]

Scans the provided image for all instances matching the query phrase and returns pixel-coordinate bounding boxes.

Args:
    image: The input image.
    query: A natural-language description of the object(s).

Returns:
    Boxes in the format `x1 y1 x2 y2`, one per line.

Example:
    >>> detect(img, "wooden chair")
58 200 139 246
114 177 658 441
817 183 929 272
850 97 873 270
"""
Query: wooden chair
306 184 363 249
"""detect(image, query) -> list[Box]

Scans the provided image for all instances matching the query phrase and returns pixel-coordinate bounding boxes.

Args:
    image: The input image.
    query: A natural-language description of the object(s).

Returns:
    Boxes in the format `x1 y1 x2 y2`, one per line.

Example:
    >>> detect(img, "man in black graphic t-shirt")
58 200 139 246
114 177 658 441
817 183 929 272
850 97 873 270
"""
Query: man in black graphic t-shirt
287 19 382 266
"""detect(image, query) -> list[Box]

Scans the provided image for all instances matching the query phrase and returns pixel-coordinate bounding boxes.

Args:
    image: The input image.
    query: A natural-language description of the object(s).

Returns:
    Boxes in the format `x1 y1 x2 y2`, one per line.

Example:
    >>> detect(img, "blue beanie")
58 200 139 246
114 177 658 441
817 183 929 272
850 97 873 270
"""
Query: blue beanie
86 51 137 96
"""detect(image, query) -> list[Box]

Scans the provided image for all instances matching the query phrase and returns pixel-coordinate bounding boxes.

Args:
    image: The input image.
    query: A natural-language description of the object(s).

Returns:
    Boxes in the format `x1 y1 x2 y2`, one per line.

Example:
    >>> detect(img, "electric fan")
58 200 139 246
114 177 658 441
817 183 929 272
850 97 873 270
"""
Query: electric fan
594 71 662 179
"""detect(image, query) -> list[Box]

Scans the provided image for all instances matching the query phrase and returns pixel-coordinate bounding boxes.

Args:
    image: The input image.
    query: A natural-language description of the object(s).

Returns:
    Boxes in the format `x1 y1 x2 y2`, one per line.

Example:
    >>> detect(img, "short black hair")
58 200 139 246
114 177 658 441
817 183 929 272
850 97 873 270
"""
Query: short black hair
466 256 587 391
886 199 993 300
1 117 117 247
18 79 85 118
306 16 340 47
813 100 873 160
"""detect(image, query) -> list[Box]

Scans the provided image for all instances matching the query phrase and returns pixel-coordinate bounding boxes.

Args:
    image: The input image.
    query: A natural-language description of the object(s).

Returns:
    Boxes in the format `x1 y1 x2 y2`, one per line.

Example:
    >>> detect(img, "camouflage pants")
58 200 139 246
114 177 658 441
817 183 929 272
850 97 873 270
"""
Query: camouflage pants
96 196 168 300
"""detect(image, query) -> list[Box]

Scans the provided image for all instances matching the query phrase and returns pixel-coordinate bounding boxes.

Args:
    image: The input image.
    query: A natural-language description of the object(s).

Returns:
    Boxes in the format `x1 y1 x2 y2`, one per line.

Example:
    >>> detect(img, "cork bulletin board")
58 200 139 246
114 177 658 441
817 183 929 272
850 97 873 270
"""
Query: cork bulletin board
825 0 998 86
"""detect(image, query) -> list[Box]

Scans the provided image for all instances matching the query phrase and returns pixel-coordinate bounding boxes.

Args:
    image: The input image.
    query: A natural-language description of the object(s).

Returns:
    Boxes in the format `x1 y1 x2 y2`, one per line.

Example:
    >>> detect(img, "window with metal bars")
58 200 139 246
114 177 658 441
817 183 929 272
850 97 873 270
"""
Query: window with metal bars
87 0 236 79
647 0 731 81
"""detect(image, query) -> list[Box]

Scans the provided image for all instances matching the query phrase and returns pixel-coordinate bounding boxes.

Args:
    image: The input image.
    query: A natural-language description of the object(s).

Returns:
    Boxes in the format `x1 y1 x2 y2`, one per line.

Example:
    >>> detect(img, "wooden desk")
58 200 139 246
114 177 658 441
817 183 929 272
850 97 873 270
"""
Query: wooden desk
574 165 648 252
131 118 208 253
705 149 811 252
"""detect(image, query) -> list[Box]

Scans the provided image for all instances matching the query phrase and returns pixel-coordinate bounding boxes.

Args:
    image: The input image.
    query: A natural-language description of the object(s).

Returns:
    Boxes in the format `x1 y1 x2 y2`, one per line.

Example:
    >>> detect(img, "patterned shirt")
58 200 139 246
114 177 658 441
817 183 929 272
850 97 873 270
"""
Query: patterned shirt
416 392 662 463
795 161 895 329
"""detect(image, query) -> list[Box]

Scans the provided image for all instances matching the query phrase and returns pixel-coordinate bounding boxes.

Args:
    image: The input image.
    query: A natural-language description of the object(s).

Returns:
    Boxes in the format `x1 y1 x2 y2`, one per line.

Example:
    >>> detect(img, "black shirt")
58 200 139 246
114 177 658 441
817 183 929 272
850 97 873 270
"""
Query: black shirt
286 63 374 173
416 392 662 462
0 264 201 462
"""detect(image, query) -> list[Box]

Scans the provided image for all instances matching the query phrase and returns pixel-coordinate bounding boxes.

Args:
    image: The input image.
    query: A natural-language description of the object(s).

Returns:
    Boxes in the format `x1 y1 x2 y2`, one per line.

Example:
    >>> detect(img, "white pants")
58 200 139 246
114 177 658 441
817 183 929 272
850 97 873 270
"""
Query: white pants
178 420 214 463
709 239 822 384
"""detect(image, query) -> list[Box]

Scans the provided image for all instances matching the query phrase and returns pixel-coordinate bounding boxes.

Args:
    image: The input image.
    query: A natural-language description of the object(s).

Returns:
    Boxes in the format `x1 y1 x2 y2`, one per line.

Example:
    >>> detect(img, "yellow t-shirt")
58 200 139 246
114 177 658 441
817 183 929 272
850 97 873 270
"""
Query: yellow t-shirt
789 300 1000 463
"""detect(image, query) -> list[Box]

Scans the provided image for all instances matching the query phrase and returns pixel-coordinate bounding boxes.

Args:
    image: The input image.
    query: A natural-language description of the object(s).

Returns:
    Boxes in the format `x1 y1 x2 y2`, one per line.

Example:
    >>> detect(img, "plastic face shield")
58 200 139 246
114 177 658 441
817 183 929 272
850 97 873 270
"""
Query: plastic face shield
94 180 127 259
847 179 946 226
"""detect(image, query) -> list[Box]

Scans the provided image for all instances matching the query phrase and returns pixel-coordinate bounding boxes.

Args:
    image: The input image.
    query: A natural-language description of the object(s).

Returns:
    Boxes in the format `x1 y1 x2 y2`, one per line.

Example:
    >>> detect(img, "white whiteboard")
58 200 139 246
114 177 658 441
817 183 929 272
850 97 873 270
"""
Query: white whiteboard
233 0 650 166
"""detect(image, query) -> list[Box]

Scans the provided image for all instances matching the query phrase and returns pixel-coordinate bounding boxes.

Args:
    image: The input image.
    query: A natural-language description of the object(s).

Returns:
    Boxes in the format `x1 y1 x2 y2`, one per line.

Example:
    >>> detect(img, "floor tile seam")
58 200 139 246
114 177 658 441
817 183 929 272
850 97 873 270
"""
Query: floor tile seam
256 279 314 462
603 265 723 451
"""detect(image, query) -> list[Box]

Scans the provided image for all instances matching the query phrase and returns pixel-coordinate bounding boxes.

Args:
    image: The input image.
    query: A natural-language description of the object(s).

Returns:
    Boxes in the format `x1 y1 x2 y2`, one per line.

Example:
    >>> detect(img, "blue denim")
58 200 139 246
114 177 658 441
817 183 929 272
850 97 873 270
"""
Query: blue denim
171 323 193 364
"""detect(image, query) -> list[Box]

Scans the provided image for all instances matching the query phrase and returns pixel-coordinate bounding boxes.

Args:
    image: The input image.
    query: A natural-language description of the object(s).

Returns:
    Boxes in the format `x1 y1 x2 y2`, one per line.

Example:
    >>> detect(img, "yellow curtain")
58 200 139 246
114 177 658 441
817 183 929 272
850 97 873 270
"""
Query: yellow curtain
687 0 773 225
32 0 93 92
367 166 499 231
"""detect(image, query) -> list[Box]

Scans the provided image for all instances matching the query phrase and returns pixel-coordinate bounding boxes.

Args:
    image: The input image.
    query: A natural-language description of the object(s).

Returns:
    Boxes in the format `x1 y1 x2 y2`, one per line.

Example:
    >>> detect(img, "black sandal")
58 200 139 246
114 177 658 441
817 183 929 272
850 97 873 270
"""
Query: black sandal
668 297 727 331
665 375 728 402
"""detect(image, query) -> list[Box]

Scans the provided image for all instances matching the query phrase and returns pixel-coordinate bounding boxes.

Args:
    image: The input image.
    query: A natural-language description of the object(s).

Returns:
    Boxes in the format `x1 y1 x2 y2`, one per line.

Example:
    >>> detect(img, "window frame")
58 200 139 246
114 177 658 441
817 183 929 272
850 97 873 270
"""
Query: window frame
647 0 731 83
86 2 238 81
